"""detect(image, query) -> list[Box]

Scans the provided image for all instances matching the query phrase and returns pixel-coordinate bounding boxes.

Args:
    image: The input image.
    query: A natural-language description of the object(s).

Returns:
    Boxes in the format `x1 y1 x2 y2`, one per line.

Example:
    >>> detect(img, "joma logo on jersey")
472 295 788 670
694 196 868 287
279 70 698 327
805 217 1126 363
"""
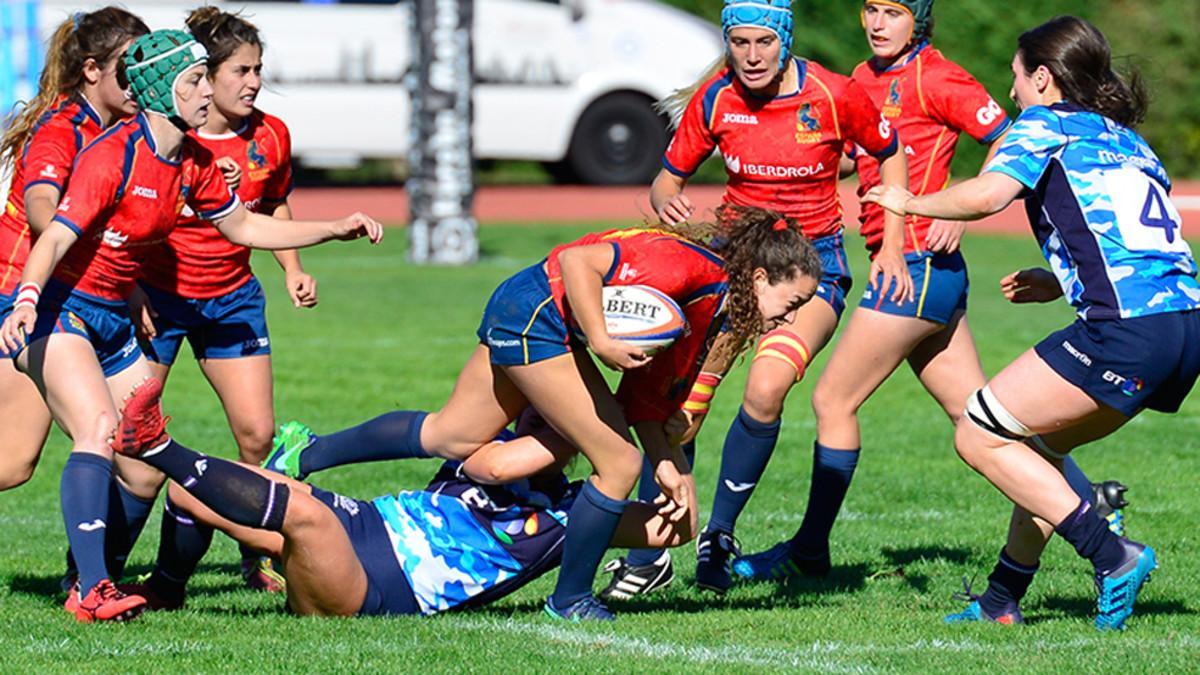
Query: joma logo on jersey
724 155 825 178
131 185 158 199
882 78 903 119
721 112 759 125
795 103 822 143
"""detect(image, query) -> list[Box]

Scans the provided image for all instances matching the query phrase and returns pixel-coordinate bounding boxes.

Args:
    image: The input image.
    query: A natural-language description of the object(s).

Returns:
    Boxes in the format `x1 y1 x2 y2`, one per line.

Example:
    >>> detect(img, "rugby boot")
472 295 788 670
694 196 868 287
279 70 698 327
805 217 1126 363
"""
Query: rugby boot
1091 481 1129 536
241 556 287 593
694 529 740 593
262 421 315 480
1094 539 1156 631
544 594 616 622
67 578 146 623
732 541 830 582
109 378 170 457
598 551 674 601
944 578 1024 625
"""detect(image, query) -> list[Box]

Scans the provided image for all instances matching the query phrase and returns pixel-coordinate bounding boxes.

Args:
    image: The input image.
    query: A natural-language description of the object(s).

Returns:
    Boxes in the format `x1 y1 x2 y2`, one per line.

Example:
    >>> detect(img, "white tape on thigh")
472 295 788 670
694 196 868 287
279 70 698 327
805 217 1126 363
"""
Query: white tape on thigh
964 386 1034 441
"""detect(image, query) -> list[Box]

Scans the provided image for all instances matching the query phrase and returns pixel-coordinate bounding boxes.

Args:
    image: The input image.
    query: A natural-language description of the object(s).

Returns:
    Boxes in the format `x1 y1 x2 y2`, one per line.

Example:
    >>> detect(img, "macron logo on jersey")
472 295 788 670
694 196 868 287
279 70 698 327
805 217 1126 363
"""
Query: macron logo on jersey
131 185 159 199
724 155 825 178
721 112 759 125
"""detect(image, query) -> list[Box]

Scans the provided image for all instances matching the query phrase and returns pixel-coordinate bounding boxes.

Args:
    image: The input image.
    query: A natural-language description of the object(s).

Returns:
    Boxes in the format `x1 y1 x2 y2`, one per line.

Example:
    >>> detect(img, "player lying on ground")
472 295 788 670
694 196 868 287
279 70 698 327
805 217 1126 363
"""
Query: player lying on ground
863 16 1197 630
113 385 694 617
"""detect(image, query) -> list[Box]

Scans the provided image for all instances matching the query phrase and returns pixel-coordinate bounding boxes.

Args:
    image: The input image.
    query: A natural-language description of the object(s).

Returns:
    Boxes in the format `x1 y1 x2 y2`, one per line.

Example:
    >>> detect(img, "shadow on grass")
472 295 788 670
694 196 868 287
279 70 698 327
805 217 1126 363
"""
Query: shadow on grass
872 544 975 594
1032 595 1197 623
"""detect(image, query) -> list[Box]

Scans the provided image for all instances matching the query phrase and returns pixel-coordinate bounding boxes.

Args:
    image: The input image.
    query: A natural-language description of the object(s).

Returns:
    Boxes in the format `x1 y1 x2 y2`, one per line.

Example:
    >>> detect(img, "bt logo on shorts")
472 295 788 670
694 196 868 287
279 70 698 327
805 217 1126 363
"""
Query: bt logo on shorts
976 99 1003 126
1103 370 1145 397
721 112 758 125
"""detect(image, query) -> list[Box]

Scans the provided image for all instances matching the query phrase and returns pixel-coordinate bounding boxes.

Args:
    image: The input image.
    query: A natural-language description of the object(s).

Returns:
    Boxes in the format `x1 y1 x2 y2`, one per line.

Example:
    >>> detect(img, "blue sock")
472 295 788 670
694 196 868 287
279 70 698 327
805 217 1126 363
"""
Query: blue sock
551 481 627 608
105 480 155 580
143 440 290 532
1055 498 1127 575
979 547 1038 617
708 407 781 533
625 441 695 567
153 495 213 592
61 453 114 596
299 411 429 475
1061 457 1094 503
788 442 860 556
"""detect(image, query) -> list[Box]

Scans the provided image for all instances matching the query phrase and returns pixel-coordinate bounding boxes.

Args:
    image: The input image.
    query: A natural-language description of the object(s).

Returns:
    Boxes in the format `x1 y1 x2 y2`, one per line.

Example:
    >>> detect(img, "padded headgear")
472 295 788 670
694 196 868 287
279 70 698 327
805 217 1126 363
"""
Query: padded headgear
721 0 794 72
863 0 934 43
123 29 208 127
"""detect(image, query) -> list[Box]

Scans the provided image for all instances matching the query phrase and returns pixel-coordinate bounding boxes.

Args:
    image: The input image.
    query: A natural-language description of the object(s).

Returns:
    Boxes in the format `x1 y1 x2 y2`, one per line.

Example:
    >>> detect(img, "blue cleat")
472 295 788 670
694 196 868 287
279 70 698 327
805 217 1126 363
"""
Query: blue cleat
1094 540 1156 631
262 421 315 480
544 594 615 622
732 541 831 582
944 579 1024 625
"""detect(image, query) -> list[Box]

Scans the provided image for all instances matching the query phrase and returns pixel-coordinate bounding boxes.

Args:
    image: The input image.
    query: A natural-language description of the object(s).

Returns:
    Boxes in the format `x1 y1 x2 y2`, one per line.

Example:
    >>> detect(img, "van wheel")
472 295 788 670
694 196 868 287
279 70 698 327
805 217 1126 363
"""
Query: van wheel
565 93 667 185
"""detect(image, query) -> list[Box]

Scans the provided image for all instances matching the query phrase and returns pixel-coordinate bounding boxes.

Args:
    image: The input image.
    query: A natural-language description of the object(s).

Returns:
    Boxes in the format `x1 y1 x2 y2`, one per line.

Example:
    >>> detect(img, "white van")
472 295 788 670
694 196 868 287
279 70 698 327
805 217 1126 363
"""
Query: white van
27 0 723 184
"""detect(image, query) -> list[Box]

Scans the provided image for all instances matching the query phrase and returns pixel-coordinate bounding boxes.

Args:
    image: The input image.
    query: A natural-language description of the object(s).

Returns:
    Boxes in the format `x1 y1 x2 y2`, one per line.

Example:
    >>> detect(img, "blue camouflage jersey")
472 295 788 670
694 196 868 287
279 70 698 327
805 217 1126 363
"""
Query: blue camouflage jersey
372 462 577 615
985 103 1200 320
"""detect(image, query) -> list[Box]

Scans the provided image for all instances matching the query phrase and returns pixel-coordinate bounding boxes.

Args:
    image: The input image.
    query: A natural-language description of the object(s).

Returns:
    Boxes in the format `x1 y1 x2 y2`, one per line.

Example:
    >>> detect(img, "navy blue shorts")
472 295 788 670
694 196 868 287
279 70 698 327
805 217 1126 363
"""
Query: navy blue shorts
859 251 968 325
310 487 420 617
477 263 572 366
0 280 140 376
812 232 853 320
140 277 271 366
1035 310 1200 416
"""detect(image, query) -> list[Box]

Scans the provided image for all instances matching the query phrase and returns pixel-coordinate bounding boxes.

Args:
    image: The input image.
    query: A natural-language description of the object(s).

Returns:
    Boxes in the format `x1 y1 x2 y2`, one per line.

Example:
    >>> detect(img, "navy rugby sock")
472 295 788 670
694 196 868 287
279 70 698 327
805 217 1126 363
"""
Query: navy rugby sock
788 442 860 557
1055 498 1127 575
979 548 1038 617
142 440 289 532
104 479 155 580
1061 457 1094 503
299 411 429 475
551 481 627 608
61 453 114 595
708 407 781 534
626 441 695 568
152 495 213 592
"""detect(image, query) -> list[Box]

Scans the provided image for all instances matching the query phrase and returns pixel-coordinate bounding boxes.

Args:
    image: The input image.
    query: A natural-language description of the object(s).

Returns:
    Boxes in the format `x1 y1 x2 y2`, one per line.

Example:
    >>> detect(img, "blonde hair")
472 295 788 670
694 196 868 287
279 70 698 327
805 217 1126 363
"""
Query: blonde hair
656 55 731 129
0 7 147 172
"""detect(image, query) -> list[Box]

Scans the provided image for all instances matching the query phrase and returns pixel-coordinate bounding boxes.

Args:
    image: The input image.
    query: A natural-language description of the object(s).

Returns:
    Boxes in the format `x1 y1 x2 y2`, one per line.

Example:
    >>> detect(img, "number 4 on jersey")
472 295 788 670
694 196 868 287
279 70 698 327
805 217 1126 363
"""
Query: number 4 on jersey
1140 184 1177 243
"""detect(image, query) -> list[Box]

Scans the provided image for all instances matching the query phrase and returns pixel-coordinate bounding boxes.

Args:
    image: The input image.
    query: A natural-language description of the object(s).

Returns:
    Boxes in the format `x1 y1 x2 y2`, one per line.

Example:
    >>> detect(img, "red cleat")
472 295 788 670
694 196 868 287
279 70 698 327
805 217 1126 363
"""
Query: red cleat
66 579 147 623
110 377 171 457
241 556 287 593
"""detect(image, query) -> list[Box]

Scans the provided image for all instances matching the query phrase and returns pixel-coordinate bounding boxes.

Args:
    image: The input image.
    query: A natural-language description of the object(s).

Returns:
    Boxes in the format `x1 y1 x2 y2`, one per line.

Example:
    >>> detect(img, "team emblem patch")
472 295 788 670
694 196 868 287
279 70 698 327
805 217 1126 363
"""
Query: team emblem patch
882 78 903 118
795 103 822 143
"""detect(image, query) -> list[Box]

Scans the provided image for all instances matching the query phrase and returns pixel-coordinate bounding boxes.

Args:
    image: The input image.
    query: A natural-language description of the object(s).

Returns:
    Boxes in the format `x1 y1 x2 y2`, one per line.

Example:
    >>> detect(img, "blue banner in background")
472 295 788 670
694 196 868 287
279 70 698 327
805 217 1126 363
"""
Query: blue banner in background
1 0 43 127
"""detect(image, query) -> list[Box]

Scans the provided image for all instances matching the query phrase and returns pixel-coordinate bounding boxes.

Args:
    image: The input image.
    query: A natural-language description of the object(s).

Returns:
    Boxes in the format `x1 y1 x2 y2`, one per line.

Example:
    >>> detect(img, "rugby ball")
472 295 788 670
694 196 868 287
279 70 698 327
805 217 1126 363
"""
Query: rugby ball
572 285 686 355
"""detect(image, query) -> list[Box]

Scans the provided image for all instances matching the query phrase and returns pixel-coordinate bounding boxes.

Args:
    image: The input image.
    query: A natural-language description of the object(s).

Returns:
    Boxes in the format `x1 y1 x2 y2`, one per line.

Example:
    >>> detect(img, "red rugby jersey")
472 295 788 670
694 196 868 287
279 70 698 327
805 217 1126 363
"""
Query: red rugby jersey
141 110 293 298
849 44 1011 255
0 95 105 295
545 228 728 423
50 113 240 301
664 58 898 239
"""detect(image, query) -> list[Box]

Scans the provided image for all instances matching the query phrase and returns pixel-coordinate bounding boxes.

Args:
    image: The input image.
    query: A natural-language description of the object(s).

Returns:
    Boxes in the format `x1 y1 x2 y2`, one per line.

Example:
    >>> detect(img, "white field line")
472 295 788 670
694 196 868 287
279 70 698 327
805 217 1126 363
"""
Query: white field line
446 617 1200 668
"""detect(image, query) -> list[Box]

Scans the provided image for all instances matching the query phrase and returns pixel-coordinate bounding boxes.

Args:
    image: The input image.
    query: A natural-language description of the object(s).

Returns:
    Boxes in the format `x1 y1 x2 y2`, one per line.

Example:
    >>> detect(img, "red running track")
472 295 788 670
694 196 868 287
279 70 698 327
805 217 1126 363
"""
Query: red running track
289 182 1200 235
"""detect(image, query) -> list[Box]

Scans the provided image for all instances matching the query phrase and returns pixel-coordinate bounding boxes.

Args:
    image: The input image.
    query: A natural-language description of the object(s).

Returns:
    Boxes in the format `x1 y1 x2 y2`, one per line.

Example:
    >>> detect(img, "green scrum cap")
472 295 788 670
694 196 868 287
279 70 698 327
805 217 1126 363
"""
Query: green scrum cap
123 29 208 127
864 0 934 42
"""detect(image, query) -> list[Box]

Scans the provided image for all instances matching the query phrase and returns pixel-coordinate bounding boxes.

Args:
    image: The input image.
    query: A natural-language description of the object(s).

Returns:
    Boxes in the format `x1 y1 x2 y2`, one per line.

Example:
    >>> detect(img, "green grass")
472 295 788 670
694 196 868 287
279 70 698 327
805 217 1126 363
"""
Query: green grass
1 226 1197 672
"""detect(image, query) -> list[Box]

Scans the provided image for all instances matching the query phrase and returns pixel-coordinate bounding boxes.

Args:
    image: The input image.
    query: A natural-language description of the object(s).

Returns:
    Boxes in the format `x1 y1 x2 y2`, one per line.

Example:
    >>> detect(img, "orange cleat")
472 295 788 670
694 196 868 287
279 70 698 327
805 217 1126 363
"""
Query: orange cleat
66 579 147 623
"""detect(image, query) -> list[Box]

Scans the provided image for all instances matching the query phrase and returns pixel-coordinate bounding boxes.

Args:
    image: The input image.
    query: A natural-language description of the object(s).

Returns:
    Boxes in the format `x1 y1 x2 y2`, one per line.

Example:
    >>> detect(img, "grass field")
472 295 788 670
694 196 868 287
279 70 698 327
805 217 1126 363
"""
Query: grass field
1 225 1197 672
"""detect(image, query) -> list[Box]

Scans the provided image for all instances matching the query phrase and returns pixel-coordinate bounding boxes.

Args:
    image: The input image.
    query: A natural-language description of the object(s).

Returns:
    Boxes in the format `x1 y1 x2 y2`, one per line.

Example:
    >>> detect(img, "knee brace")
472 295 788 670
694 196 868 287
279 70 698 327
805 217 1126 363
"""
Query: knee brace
964 386 1033 442
752 329 812 382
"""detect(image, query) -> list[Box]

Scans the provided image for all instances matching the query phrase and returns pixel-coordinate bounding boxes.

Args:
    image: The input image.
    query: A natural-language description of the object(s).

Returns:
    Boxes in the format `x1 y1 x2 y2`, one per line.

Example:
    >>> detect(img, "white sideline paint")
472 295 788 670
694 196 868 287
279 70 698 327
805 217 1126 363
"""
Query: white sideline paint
443 619 1199 669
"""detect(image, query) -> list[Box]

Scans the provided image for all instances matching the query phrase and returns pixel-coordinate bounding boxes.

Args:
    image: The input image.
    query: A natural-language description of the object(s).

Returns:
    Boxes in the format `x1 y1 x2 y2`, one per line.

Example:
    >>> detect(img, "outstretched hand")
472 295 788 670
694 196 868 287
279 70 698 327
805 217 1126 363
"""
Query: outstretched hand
332 212 384 243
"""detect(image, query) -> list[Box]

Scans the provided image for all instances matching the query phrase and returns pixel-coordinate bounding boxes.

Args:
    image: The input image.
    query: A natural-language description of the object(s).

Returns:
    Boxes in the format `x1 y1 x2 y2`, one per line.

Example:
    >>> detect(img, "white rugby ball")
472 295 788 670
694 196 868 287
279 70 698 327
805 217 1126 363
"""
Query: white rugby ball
573 285 686 355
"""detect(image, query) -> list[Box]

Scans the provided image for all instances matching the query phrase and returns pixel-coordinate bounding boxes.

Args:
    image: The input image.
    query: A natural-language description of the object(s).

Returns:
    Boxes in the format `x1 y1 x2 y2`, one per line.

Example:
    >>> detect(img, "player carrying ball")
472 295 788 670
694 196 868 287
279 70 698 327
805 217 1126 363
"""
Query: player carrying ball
864 16 1196 630
612 0 910 597
733 0 1127 589
0 29 382 623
